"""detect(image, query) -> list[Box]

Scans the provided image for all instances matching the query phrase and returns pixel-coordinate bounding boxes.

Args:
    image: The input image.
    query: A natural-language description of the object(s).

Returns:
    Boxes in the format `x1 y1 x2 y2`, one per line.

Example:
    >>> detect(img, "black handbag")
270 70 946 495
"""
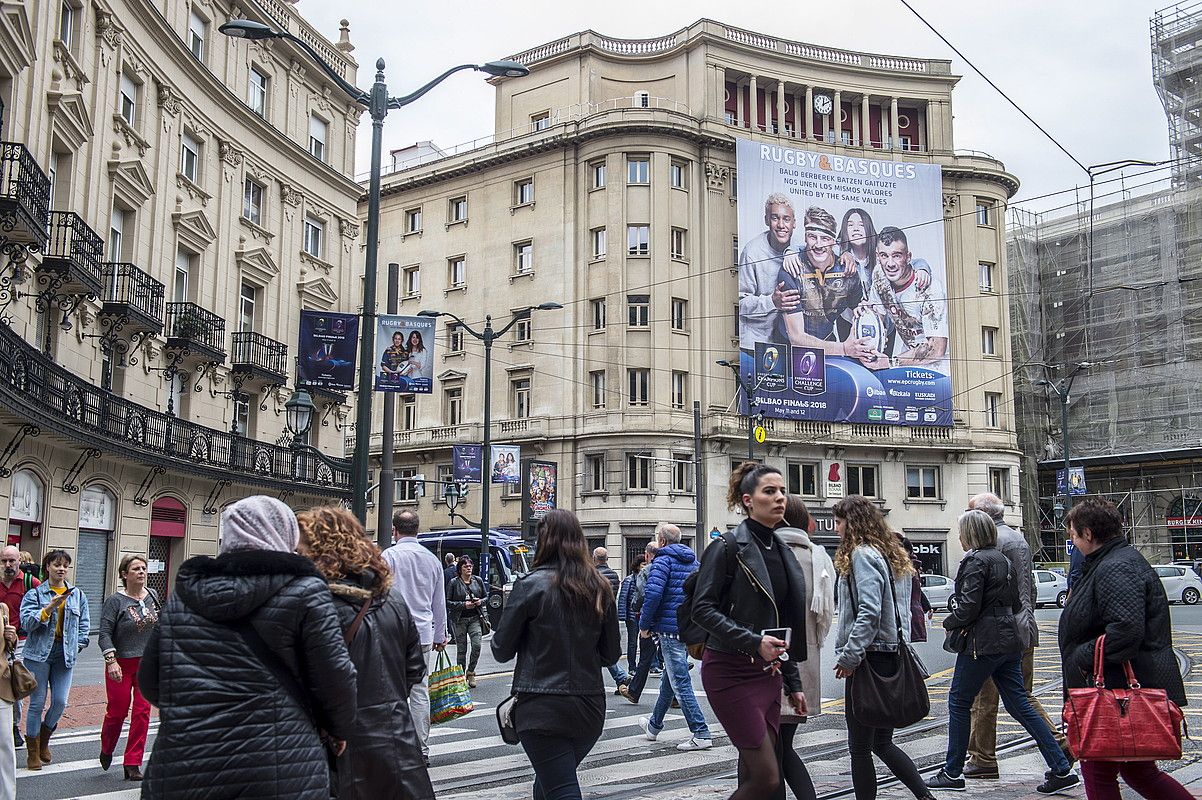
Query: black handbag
844 556 931 729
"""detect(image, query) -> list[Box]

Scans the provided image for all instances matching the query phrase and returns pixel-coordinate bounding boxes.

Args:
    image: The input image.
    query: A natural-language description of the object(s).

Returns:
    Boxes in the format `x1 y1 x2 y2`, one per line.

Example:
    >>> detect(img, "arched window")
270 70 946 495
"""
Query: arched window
8 469 44 551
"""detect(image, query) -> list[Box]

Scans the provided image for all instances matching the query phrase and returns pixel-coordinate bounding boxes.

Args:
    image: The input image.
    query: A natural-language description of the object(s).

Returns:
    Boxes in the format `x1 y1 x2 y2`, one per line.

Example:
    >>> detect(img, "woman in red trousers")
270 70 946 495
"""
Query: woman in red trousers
97 554 159 781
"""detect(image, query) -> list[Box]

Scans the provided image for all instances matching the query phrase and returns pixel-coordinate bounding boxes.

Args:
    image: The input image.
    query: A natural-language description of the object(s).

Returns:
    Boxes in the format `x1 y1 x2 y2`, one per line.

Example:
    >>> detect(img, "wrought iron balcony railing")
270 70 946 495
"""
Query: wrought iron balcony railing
0 318 349 494
102 263 165 332
39 211 105 297
165 301 226 361
0 142 50 247
231 331 288 381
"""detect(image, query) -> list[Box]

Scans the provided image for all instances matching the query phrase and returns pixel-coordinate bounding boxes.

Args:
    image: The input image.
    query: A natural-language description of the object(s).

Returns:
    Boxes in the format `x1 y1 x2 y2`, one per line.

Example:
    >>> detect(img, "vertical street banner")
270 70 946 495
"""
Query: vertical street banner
735 138 951 426
297 311 359 391
523 459 558 521
490 445 521 484
453 444 483 484
374 314 435 393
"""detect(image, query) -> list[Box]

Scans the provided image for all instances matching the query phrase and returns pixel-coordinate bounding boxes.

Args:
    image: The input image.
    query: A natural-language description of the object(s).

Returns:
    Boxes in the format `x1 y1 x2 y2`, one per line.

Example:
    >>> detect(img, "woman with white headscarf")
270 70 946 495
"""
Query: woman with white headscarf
138 496 358 799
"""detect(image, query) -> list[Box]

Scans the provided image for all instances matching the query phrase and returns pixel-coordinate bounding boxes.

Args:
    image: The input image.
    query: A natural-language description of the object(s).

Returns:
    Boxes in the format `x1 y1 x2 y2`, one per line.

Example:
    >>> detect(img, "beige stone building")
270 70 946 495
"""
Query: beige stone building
364 20 1021 574
0 0 362 606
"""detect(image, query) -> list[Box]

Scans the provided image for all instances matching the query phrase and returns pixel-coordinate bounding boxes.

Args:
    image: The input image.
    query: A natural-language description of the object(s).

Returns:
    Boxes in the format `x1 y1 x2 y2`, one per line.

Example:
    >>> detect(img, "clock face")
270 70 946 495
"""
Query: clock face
814 94 833 115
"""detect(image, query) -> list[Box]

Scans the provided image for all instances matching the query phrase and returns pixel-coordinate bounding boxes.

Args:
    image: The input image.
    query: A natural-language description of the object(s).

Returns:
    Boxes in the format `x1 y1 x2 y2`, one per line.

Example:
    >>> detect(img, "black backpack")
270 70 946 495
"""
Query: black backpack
677 531 738 658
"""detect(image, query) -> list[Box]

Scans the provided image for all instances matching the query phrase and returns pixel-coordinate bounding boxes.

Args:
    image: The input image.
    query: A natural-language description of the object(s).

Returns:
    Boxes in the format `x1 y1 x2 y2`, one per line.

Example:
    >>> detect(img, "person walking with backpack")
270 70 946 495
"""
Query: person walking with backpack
593 548 632 693
617 556 644 672
446 556 486 689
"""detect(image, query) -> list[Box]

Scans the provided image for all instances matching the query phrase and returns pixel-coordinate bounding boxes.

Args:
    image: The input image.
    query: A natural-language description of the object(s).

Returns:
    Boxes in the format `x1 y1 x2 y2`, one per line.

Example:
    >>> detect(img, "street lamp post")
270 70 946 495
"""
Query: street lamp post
419 304 561 583
219 19 529 526
717 359 758 460
1037 362 1091 533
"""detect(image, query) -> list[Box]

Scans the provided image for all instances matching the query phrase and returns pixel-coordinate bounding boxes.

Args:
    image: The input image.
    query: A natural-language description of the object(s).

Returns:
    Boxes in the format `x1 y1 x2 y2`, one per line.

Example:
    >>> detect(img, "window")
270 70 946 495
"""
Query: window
731 235 739 268
242 178 263 225
976 201 992 226
109 206 131 262
626 453 651 490
445 386 463 425
847 464 879 498
590 370 606 409
180 132 200 183
671 371 687 410
905 466 940 500
627 225 649 256
187 8 207 61
303 215 325 259
670 228 687 259
238 282 257 332
233 397 250 436
308 115 327 161
627 368 649 406
447 257 466 288
669 160 687 189
401 394 417 430
531 112 550 131
59 1 75 48
591 161 606 189
982 326 998 355
979 262 994 292
627 294 649 327
590 298 606 331
514 317 531 343
248 67 268 116
447 323 464 353
397 467 420 502
585 454 606 492
634 91 650 108
787 462 819 497
988 467 1011 503
119 71 138 125
511 377 531 418
514 178 534 205
984 392 1002 428
591 227 607 259
672 452 693 493
403 265 420 297
405 207 422 233
627 156 649 184
449 196 468 222
514 241 533 274
670 297 688 331
173 248 192 302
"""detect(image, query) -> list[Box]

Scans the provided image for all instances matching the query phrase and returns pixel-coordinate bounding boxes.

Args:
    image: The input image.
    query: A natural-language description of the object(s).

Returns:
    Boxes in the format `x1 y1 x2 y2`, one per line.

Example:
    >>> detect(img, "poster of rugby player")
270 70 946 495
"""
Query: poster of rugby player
735 138 950 426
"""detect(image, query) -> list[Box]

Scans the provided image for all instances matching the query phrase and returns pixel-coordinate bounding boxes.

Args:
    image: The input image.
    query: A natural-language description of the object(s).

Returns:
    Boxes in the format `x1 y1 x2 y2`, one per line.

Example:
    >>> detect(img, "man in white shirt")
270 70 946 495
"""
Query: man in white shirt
382 509 447 765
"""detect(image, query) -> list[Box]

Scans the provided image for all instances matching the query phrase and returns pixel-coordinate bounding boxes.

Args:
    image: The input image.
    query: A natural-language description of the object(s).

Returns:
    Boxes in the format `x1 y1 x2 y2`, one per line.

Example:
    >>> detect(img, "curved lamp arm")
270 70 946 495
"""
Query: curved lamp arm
390 64 480 110
280 31 370 106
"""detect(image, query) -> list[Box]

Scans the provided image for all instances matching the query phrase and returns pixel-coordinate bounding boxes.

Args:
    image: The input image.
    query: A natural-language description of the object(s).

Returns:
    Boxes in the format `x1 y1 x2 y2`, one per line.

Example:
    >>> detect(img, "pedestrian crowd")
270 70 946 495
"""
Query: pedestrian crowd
0 462 1190 800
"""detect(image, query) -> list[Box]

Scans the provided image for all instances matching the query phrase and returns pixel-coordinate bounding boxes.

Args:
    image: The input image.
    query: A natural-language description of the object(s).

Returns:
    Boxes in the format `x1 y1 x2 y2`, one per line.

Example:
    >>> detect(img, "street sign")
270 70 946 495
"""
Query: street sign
754 425 767 443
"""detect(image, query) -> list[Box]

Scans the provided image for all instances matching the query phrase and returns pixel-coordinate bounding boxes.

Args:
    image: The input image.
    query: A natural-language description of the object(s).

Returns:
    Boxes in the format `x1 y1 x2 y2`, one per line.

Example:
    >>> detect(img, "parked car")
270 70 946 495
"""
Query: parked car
1172 559 1202 579
920 573 954 610
1153 564 1202 605
1032 569 1068 608
417 529 533 625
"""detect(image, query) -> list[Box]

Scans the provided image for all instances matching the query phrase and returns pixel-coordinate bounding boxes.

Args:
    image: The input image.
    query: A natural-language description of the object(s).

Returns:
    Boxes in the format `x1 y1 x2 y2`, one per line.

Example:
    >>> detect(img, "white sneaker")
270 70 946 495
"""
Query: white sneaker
677 737 713 751
638 716 659 741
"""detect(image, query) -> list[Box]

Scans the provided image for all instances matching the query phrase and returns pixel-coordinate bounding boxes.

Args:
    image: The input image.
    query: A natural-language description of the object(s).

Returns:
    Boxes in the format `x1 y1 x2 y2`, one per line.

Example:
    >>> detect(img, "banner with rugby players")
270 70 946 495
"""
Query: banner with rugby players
735 138 951 426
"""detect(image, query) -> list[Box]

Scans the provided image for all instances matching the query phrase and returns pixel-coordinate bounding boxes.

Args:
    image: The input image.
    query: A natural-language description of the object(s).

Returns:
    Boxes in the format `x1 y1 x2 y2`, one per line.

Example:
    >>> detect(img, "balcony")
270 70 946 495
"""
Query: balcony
102 263 164 333
231 331 287 383
39 212 105 298
165 301 226 362
0 142 50 247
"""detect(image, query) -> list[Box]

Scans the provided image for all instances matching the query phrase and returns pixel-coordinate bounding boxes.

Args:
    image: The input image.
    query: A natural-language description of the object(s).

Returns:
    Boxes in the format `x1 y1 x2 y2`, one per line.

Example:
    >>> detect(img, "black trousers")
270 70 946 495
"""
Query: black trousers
517 730 602 800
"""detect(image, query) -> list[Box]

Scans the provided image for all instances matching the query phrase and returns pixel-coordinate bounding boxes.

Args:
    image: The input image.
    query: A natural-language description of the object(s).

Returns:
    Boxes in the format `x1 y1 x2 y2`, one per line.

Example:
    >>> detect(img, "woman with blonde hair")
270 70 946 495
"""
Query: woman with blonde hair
832 495 933 800
297 506 434 800
97 554 159 780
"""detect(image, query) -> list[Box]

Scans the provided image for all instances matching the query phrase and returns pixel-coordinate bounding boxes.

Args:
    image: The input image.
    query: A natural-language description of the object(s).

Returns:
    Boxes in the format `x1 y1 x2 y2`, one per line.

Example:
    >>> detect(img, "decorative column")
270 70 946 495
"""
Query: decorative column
776 81 786 135
862 94 872 148
805 86 814 140
748 75 758 130
833 90 842 145
794 91 804 139
890 97 900 149
736 78 745 128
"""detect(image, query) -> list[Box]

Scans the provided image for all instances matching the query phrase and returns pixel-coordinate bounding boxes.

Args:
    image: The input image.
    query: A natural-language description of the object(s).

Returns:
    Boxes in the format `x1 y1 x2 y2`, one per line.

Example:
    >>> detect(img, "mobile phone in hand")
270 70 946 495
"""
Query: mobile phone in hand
761 627 793 661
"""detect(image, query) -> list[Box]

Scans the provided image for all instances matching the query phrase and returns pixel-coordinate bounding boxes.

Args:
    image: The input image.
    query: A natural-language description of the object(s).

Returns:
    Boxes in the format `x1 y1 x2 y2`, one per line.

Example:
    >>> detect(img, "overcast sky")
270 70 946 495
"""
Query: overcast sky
298 0 1179 215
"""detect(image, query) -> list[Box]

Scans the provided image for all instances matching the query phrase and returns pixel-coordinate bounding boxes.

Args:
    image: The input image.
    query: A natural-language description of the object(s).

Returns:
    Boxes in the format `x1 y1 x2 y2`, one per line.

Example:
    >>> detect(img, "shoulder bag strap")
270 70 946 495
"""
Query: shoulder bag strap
345 597 373 646
880 556 906 640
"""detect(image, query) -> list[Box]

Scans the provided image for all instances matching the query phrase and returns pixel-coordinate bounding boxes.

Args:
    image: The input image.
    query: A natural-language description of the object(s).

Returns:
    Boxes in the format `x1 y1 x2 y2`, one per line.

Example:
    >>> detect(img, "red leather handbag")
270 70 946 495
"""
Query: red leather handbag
1063 634 1185 761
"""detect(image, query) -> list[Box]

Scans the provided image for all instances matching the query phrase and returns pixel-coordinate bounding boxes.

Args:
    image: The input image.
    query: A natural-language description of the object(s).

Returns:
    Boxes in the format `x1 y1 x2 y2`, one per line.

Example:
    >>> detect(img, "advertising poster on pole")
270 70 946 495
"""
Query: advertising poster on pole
452 444 483 484
523 459 558 521
297 311 359 391
735 138 951 426
373 314 435 393
490 445 521 484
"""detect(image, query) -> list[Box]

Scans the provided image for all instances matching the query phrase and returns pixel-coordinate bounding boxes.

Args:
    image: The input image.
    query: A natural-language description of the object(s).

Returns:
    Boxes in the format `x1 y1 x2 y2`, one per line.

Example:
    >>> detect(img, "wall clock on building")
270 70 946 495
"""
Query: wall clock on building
813 94 833 115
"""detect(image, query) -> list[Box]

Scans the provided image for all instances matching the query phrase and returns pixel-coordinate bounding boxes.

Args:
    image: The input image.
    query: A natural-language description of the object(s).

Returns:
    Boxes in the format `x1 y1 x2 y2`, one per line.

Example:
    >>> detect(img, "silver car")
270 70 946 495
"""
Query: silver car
1154 565 1202 605
920 573 954 610
1032 569 1068 609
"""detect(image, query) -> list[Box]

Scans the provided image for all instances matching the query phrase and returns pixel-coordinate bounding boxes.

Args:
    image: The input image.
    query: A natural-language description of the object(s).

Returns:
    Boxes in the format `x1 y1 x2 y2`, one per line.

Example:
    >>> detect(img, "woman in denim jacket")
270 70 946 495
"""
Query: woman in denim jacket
19 549 90 771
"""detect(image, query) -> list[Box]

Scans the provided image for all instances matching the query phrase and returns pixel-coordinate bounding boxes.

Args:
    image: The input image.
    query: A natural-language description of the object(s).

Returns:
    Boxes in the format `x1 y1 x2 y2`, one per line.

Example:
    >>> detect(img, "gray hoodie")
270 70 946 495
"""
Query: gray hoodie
834 545 914 671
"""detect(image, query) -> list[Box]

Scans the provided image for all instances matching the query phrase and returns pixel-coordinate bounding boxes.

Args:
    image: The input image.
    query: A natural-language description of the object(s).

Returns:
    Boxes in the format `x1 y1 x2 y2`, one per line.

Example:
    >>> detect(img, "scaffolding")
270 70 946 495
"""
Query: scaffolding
1153 2 1202 186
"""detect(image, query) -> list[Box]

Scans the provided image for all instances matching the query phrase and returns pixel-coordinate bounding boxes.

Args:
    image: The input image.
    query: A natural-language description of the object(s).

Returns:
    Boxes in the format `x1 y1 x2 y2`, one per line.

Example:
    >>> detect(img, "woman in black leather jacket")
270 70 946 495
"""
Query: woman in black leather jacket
491 509 621 800
692 462 808 800
927 511 1078 794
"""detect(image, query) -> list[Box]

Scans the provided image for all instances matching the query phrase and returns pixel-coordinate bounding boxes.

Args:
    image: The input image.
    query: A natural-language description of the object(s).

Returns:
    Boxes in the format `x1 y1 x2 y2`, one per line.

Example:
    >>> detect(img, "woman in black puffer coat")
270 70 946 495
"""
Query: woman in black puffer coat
139 496 357 799
298 506 435 800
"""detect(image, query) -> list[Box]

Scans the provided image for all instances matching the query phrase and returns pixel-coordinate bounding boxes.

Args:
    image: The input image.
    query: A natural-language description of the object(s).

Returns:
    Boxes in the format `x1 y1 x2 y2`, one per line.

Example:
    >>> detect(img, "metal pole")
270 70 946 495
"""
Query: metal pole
1061 383 1071 502
351 59 388 524
479 316 494 585
376 262 399 548
693 401 705 539
744 376 755 461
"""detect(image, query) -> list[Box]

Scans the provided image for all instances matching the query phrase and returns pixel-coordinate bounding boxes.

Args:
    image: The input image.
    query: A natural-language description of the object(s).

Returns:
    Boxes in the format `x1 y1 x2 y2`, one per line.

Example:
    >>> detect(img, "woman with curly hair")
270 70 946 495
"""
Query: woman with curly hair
297 507 434 800
832 495 934 800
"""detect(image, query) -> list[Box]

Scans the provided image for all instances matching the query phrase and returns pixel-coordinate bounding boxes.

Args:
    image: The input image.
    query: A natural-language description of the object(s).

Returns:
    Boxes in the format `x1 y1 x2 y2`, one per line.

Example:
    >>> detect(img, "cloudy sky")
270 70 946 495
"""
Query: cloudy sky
299 0 1179 215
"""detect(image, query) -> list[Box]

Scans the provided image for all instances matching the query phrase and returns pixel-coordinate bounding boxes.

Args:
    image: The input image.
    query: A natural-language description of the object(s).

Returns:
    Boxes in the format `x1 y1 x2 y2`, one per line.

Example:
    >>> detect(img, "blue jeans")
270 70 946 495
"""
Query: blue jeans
647 636 710 739
944 652 1069 777
25 641 73 738
607 661 630 686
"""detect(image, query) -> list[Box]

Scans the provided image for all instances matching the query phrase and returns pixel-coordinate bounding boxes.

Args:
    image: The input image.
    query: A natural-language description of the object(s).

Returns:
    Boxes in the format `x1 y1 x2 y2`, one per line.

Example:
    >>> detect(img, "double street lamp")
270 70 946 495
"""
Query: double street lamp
219 18 530 525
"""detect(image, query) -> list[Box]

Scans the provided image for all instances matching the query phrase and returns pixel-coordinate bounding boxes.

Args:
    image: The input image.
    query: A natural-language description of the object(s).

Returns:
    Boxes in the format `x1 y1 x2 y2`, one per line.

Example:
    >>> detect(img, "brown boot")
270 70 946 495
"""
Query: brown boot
25 744 40 771
37 725 54 764
466 671 476 688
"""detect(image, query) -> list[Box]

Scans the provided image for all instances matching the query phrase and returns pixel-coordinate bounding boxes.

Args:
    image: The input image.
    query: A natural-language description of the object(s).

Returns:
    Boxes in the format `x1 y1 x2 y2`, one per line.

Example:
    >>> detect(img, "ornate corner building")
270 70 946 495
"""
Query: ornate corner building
0 0 361 604
365 21 1021 574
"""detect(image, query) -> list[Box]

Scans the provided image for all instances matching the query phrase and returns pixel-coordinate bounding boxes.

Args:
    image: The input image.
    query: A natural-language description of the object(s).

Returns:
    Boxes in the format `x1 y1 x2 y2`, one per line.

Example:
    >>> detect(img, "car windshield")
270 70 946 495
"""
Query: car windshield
507 543 532 577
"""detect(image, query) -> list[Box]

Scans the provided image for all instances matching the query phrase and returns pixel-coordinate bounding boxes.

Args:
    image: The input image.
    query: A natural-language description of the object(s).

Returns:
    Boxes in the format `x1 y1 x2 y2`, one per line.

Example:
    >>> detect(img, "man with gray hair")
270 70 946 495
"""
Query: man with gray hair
963 492 1068 779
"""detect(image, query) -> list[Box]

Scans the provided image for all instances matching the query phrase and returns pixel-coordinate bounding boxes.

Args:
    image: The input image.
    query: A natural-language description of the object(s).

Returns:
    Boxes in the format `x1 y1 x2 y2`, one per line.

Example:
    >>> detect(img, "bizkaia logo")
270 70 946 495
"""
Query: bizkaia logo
867 408 884 421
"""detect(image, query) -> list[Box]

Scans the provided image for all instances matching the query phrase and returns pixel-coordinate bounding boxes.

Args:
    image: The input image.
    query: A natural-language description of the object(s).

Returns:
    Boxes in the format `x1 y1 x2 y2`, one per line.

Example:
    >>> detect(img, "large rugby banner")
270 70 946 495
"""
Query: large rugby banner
735 139 951 426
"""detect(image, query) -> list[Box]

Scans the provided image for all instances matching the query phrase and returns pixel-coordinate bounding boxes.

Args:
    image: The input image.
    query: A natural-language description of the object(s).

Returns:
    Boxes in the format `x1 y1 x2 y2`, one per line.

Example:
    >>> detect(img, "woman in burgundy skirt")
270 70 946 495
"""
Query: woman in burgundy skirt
692 462 809 799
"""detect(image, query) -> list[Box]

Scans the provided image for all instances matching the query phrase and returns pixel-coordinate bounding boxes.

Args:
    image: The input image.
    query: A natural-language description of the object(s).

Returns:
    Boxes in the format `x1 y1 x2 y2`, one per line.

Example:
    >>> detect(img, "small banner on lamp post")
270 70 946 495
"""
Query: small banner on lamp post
374 315 435 393
453 444 483 484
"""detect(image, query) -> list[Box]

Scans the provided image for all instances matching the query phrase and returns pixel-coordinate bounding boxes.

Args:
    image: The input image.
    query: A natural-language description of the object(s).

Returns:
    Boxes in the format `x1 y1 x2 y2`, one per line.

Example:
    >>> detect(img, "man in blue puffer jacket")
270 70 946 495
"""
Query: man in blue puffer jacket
637 523 713 751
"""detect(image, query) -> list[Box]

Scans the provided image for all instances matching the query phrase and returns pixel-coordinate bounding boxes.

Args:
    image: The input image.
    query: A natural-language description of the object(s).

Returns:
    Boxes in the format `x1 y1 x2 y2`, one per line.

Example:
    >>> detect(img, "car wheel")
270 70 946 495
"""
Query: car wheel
1056 592 1068 609
1183 588 1200 605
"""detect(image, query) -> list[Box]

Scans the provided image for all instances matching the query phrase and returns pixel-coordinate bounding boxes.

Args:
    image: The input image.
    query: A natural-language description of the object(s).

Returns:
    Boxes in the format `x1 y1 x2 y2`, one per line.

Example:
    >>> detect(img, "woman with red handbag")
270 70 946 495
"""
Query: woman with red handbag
1058 498 1191 799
